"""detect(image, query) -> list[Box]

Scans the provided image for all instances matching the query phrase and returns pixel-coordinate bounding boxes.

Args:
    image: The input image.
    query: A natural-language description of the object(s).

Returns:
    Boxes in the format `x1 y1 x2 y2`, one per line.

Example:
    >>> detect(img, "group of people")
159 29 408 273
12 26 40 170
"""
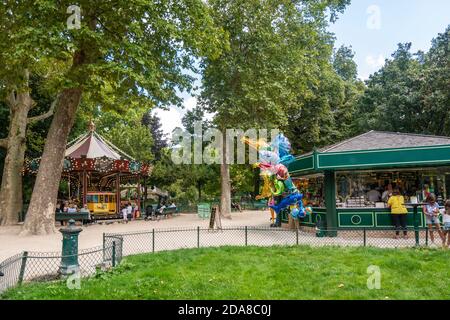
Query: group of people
366 183 397 202
120 202 140 223
144 202 177 220
56 200 90 214
387 190 450 246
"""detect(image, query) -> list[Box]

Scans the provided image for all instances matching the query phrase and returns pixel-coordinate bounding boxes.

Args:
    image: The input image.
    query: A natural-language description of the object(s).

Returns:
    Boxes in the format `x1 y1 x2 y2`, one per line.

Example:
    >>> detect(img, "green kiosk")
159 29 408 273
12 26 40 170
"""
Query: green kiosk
285 131 450 234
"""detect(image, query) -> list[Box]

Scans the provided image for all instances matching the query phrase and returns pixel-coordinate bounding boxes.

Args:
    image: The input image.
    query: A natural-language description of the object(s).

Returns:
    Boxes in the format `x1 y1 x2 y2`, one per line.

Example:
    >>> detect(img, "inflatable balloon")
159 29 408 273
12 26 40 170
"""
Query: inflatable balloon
271 177 285 196
269 193 303 215
255 174 274 200
275 164 289 180
283 177 298 193
259 150 280 165
291 207 300 219
242 133 312 226
271 134 295 165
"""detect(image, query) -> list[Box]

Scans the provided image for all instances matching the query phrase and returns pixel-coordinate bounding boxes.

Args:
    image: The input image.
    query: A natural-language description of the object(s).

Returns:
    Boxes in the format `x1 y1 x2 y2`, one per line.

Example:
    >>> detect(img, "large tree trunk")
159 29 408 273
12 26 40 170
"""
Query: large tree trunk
220 132 232 218
0 92 33 225
21 88 82 235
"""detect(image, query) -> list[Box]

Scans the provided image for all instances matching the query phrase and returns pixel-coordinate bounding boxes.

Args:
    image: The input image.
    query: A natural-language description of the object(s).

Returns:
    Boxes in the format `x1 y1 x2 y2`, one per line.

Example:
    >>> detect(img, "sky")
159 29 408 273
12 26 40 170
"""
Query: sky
155 0 450 136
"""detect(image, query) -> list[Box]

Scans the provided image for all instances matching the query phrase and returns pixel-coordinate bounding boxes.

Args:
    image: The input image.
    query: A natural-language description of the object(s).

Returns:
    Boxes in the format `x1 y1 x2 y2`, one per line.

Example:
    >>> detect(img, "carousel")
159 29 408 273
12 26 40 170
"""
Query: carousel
24 121 152 218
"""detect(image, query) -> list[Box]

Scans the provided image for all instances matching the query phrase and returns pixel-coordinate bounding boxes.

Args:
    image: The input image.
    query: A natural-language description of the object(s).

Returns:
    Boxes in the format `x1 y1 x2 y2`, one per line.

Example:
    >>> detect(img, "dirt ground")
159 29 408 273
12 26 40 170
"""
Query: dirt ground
0 210 270 261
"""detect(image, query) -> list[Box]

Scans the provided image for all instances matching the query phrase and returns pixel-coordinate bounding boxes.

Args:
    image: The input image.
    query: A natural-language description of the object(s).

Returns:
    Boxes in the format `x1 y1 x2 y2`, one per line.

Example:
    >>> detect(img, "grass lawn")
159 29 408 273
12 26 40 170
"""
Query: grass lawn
2 246 450 300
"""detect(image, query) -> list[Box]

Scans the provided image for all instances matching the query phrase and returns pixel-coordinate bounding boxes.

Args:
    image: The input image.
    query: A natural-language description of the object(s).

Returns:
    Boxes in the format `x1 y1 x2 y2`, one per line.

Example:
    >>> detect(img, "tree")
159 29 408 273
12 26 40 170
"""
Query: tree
180 106 218 201
12 0 225 234
96 110 154 162
354 43 424 134
0 11 60 226
333 45 358 82
200 0 350 216
141 112 168 161
421 26 450 135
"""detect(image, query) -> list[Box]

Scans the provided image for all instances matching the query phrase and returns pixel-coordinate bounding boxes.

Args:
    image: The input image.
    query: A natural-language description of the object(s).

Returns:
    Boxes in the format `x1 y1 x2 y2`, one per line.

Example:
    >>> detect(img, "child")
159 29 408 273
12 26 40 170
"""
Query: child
423 193 445 245
121 205 128 224
442 200 450 248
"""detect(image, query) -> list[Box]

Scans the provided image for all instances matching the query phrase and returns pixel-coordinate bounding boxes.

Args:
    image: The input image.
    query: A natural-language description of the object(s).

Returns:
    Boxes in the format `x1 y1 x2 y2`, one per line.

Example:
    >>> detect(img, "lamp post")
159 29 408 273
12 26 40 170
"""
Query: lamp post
59 219 83 276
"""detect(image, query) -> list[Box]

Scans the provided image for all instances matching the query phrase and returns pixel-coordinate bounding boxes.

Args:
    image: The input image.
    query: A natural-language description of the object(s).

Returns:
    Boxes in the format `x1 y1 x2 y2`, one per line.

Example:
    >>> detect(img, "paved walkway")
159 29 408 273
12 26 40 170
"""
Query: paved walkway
0 211 270 261
0 210 433 262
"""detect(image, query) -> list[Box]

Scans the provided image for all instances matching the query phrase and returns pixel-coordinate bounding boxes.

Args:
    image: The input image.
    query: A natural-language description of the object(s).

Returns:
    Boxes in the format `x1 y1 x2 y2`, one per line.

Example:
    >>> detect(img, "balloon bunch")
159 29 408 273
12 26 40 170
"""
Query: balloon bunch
243 134 312 227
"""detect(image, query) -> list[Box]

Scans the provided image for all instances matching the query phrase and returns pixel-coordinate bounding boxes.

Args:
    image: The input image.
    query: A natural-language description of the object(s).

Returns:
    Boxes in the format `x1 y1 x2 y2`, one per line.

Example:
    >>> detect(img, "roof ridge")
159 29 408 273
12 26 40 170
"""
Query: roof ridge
370 130 450 140
322 130 375 152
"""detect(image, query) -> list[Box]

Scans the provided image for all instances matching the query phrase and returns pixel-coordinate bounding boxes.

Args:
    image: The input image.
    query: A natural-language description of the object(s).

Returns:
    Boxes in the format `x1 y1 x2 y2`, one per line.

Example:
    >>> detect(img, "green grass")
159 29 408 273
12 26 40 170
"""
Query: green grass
3 246 450 300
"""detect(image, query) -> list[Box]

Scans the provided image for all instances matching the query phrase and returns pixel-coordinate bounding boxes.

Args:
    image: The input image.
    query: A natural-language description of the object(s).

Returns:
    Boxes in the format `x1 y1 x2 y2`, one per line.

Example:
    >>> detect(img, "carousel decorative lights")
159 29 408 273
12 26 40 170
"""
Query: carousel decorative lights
24 121 152 214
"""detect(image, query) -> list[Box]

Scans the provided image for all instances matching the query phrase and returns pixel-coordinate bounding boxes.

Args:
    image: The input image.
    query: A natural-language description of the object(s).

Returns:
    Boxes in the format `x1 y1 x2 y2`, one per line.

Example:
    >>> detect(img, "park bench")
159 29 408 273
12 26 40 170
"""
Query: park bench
160 207 177 219
145 206 178 220
253 201 268 210
55 212 90 225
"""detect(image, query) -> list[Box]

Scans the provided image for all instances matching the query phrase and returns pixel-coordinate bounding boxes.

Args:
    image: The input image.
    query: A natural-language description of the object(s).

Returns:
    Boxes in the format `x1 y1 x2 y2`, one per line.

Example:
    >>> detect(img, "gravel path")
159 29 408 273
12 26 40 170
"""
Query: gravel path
0 211 270 261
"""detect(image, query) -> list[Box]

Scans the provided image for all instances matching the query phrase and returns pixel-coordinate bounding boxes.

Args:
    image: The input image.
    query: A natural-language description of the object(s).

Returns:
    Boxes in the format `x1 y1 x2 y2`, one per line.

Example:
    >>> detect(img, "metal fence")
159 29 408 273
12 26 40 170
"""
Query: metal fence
0 225 437 295
0 241 122 295
104 226 434 257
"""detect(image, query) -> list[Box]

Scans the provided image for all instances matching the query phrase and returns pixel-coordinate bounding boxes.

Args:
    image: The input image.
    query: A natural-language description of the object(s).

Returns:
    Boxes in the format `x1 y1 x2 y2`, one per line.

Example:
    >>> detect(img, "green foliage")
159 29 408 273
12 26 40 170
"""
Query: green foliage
201 0 350 131
141 112 168 161
333 45 358 82
95 110 154 162
354 25 450 136
1 0 227 108
3 246 450 300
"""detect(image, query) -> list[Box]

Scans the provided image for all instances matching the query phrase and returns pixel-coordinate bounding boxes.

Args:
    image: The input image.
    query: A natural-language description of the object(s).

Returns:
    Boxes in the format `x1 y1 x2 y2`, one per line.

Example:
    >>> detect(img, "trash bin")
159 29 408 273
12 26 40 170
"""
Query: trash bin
197 203 211 219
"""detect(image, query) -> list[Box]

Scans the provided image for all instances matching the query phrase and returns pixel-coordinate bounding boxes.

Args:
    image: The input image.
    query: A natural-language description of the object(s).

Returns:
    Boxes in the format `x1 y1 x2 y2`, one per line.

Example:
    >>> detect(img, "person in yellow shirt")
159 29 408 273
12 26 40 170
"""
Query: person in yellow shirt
387 188 408 239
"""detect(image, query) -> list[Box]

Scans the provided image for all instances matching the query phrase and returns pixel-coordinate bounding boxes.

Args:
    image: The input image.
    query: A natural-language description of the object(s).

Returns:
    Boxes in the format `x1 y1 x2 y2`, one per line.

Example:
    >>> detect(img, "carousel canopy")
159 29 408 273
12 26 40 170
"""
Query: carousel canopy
25 121 152 177
65 121 133 160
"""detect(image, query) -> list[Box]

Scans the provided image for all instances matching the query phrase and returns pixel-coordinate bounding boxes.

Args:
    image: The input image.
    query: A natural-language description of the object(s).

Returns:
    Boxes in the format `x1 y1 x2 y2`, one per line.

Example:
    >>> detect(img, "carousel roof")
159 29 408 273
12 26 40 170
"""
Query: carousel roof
25 121 152 177
65 121 134 160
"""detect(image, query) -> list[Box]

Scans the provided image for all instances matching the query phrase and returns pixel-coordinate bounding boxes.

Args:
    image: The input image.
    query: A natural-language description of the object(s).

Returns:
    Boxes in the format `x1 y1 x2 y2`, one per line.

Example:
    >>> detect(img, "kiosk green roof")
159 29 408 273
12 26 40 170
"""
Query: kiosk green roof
288 131 450 176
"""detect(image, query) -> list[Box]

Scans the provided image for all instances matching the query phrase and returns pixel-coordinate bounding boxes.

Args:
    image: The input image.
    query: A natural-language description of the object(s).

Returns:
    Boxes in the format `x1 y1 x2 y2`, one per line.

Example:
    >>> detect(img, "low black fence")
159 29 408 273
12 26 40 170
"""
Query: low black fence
103 226 434 257
0 241 122 295
0 225 439 295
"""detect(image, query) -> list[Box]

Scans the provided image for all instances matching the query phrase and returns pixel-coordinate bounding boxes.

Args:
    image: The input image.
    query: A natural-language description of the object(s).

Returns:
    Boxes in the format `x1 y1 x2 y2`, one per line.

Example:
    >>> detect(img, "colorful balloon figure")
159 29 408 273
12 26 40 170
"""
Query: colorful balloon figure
242 133 312 227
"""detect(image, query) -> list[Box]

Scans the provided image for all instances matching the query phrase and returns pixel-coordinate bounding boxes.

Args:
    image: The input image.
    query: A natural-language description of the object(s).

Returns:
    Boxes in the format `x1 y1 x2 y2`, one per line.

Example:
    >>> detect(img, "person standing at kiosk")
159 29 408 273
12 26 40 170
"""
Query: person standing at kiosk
388 188 408 239
423 194 445 246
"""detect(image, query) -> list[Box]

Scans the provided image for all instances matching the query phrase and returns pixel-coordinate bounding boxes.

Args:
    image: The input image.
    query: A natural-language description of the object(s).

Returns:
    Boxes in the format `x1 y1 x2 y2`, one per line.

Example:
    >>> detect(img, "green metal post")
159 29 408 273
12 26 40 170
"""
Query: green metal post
413 205 420 246
18 251 28 285
324 171 337 237
59 219 83 276
197 226 200 248
363 228 366 247
296 228 299 245
112 241 116 267
152 228 155 253
245 226 248 246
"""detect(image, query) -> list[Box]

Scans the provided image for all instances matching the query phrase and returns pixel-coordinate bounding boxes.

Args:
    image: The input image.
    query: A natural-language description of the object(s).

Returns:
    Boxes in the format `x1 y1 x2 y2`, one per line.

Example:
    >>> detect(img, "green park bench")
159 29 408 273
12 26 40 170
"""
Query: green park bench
55 212 90 225
252 201 268 210
161 207 177 218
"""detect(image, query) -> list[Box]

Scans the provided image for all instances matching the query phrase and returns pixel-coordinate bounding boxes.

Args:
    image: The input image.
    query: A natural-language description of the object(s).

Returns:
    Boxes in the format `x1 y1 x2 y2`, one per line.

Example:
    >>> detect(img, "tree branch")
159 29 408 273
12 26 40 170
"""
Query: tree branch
0 138 8 149
27 96 59 124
